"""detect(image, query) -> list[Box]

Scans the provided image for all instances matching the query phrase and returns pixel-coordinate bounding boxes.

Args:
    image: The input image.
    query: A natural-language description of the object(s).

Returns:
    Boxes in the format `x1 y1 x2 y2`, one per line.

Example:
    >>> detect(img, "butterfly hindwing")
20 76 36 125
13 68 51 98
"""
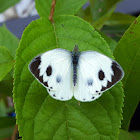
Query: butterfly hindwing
29 49 73 101
29 49 124 102
74 51 124 102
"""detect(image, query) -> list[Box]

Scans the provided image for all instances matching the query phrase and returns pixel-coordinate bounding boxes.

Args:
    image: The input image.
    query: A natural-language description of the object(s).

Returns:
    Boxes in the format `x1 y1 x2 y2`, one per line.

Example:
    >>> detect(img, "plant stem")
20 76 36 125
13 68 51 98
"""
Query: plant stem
49 0 56 24
11 125 18 140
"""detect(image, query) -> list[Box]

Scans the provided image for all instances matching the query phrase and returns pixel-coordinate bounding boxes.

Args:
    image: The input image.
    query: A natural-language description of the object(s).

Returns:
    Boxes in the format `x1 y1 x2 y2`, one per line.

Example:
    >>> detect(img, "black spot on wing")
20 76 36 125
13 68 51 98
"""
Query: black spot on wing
92 96 95 99
100 61 123 92
53 94 56 97
29 56 44 83
99 70 105 80
46 65 52 76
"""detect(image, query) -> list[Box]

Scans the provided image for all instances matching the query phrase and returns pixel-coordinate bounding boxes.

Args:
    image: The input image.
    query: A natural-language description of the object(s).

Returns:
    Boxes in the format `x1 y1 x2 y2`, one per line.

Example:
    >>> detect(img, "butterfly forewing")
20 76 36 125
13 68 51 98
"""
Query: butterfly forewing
74 51 124 102
29 49 124 102
29 49 73 101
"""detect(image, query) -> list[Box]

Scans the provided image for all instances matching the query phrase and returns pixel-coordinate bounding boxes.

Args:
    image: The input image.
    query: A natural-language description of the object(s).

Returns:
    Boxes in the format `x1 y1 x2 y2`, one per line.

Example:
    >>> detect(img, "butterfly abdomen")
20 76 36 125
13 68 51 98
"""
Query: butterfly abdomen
71 52 80 86
73 65 77 86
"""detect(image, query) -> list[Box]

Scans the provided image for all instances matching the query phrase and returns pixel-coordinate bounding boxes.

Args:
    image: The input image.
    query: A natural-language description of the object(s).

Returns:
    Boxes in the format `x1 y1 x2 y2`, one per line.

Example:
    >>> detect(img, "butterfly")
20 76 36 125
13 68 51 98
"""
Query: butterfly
29 44 124 102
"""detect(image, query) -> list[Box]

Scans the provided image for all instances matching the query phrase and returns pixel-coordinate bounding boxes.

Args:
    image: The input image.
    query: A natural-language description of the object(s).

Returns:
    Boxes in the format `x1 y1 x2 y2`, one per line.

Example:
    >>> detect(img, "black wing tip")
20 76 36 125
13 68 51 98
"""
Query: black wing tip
112 61 124 80
28 55 41 77
100 61 124 92
29 55 50 87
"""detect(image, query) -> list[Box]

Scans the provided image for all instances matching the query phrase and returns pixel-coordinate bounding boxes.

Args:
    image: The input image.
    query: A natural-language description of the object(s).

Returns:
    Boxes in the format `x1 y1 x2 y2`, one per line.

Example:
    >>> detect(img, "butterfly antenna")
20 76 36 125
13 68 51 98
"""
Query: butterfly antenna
61 24 76 46
77 29 96 46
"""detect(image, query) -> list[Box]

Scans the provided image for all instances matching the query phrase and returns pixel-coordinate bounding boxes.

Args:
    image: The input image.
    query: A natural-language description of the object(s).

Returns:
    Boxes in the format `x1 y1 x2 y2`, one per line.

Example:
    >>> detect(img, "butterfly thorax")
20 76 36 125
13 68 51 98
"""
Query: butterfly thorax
73 45 79 52
71 45 80 86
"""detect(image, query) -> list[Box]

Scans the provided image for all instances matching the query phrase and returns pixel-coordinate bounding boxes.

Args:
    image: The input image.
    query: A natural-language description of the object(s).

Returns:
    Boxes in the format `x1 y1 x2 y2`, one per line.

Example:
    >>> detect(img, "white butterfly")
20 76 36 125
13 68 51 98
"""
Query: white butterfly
29 45 124 102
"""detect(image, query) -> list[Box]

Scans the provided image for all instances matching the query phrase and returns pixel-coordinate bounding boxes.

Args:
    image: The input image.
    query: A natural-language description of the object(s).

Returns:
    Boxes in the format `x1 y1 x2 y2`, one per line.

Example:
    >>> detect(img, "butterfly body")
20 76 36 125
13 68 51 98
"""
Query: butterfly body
29 47 124 102
71 45 80 86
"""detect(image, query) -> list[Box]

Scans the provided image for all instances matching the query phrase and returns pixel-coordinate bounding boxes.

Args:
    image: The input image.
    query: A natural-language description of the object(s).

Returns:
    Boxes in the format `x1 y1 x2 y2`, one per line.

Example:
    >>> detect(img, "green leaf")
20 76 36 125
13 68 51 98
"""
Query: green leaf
0 25 18 81
0 78 13 96
118 129 136 140
104 13 136 26
0 69 13 97
0 117 15 139
89 0 121 22
101 25 130 42
14 16 124 139
89 0 121 29
0 0 20 13
114 15 140 130
102 25 130 34
0 100 7 117
99 31 117 52
131 131 140 140
35 0 88 19
0 25 19 58
0 46 14 81
6 107 15 114
101 13 136 40
93 7 116 30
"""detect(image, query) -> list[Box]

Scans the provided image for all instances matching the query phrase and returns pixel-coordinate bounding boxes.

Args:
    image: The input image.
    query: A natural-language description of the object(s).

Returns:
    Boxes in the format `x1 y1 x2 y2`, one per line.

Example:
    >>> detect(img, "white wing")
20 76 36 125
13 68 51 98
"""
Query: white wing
74 51 124 102
29 49 73 101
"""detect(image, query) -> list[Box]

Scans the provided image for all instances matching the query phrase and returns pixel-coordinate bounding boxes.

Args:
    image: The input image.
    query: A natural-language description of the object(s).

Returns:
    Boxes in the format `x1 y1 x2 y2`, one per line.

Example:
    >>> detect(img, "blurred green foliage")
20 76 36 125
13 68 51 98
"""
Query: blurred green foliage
0 25 19 139
0 0 20 13
114 16 140 130
118 129 136 140
0 0 140 140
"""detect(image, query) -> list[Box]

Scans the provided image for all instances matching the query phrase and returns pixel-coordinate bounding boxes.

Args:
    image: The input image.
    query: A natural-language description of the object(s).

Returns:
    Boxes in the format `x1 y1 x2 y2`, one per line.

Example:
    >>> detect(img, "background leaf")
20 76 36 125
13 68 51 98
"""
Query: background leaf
0 117 15 139
104 13 136 26
0 25 19 58
0 46 14 81
0 0 20 13
101 25 130 34
0 100 7 117
0 77 13 97
14 16 124 140
99 31 117 52
89 0 121 22
118 129 136 140
101 13 136 42
101 25 128 42
89 0 121 29
114 15 140 130
131 131 140 140
0 25 18 95
93 7 116 30
35 0 88 19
